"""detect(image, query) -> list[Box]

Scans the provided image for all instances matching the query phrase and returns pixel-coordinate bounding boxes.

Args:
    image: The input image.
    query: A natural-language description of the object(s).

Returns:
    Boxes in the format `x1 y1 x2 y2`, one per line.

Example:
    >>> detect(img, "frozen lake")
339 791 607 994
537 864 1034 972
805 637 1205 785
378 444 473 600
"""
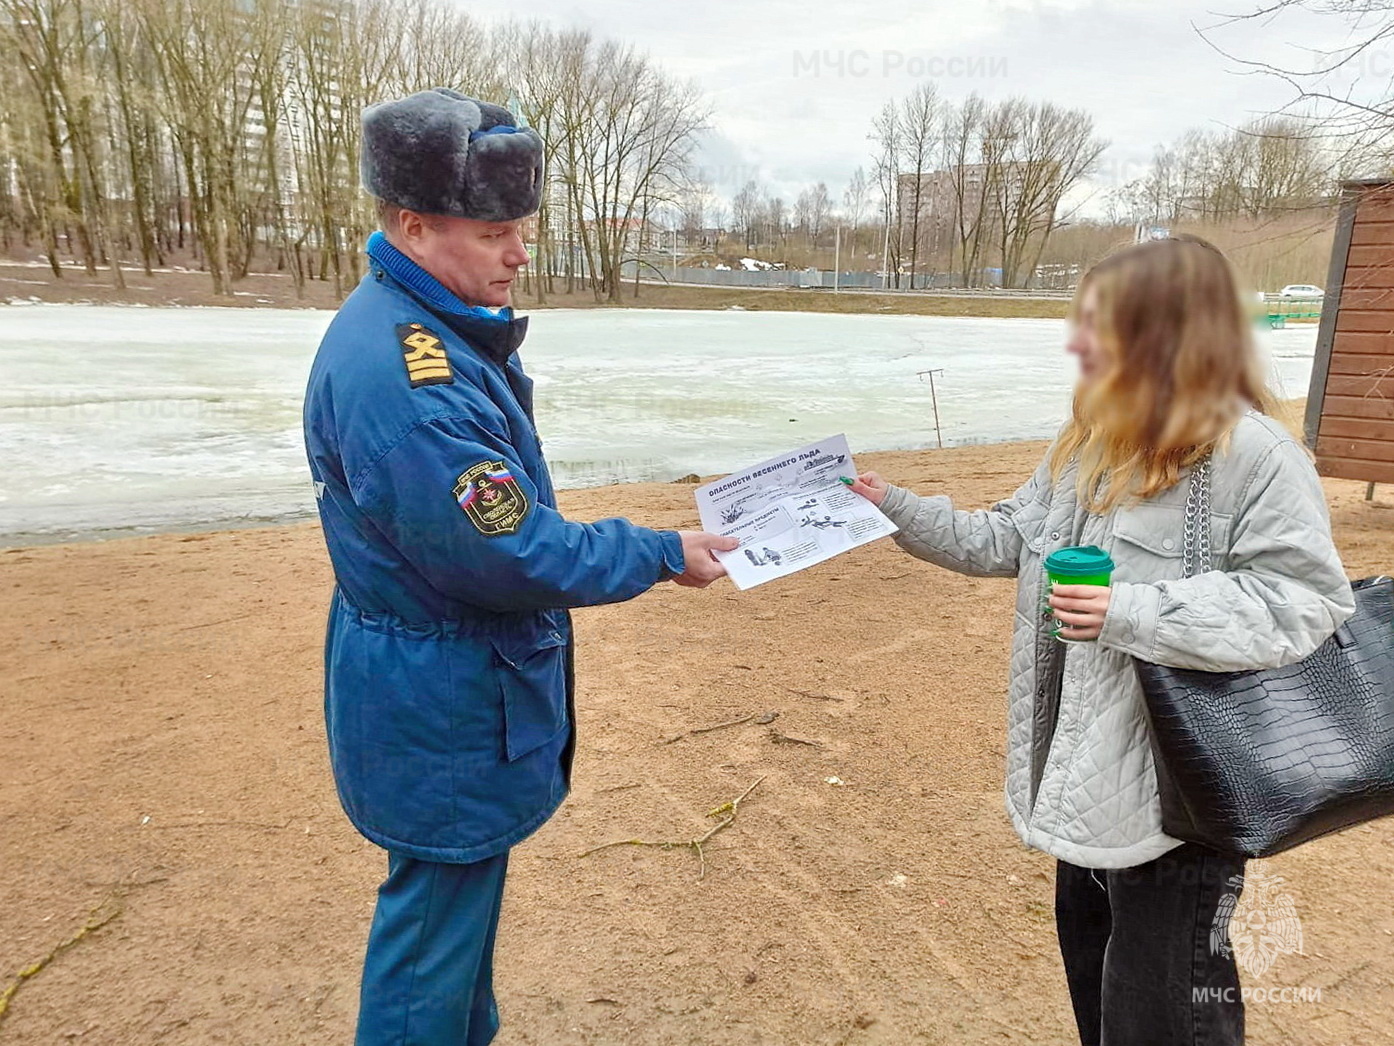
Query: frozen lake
0 304 1318 544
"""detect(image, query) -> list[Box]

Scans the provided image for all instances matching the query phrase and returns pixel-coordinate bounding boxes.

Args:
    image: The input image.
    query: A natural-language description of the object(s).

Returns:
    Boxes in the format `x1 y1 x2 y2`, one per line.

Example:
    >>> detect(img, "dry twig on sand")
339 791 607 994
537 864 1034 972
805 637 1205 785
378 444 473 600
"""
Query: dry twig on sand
662 712 753 744
579 776 766 880
0 899 121 1024
784 687 843 702
0 873 167 1027
690 713 755 735
662 710 779 745
768 729 822 747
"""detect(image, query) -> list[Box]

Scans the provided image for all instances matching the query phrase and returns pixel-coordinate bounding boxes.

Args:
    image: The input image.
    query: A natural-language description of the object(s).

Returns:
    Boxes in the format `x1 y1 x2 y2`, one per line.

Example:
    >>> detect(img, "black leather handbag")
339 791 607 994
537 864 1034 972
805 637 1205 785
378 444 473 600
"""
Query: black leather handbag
1133 457 1394 857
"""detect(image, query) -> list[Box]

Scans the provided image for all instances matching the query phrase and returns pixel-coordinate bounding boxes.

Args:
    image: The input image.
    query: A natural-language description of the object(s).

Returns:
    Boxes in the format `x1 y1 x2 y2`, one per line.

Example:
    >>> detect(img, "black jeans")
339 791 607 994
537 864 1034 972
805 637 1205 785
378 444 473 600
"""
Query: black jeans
1055 843 1247 1046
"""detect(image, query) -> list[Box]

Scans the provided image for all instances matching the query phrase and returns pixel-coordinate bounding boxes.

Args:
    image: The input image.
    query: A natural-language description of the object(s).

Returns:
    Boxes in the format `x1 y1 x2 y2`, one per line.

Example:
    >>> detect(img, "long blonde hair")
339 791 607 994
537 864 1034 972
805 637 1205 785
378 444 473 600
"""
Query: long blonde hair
1050 235 1276 511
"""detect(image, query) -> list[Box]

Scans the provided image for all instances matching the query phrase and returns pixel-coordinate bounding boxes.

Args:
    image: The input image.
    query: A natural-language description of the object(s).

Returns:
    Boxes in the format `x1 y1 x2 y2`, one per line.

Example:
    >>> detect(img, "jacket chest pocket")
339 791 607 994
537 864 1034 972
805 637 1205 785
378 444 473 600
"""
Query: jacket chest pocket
1111 506 1233 582
491 627 569 762
1111 508 1186 581
1010 498 1052 555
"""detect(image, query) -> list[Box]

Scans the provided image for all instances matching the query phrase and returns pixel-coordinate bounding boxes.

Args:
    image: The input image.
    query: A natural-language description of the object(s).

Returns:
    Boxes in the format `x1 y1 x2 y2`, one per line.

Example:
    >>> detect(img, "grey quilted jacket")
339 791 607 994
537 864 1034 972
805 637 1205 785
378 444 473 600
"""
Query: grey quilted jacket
878 412 1354 869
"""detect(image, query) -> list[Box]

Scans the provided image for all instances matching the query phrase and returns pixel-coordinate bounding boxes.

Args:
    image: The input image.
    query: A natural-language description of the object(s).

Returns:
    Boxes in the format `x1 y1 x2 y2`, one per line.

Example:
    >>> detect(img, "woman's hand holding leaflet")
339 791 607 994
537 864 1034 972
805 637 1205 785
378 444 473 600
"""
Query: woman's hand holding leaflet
848 472 889 506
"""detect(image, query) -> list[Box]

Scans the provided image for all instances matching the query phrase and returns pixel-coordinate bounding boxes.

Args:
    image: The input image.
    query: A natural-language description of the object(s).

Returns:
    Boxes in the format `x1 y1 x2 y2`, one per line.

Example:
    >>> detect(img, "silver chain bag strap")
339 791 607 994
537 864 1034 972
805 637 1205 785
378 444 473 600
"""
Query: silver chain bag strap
1181 455 1212 579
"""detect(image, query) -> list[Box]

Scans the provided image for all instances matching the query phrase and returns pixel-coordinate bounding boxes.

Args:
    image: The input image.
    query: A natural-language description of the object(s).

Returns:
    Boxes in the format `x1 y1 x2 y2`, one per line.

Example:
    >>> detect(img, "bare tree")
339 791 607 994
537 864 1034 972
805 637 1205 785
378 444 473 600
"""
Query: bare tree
732 178 761 251
870 100 903 286
135 0 289 295
505 20 575 302
899 82 939 287
982 98 1106 288
0 1 710 303
557 36 706 301
1138 119 1334 223
806 182 830 244
841 166 869 257
677 177 709 247
1201 0 1394 167
765 193 786 251
0 0 103 277
942 94 991 287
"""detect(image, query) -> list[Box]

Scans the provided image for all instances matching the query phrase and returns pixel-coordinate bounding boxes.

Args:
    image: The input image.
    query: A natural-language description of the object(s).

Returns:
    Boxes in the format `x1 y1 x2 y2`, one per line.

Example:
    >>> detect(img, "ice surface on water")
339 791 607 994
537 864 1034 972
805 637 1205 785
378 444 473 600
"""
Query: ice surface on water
0 305 330 543
0 304 1318 543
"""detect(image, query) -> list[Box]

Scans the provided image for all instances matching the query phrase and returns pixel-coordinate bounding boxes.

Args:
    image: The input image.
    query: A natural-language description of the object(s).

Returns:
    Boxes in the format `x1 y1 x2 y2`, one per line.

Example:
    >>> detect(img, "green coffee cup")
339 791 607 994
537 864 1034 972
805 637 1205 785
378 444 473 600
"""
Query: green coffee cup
1043 545 1115 642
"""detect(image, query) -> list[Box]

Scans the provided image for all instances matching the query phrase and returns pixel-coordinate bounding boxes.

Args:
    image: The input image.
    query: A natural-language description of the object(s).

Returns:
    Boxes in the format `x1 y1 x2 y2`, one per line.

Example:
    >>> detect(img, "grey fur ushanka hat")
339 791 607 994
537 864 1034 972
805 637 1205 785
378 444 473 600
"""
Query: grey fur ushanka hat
361 87 544 222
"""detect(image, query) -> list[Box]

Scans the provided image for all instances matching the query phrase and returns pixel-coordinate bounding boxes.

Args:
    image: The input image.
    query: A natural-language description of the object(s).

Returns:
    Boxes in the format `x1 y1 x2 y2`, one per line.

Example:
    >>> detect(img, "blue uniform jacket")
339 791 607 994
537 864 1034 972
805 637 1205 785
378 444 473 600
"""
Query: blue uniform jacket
303 233 685 862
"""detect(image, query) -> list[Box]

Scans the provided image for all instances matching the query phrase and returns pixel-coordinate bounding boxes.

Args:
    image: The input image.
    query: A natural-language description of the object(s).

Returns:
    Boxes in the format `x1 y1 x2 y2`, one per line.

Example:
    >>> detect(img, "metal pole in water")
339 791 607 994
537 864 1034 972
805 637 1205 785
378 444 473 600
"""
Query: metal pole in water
918 368 945 448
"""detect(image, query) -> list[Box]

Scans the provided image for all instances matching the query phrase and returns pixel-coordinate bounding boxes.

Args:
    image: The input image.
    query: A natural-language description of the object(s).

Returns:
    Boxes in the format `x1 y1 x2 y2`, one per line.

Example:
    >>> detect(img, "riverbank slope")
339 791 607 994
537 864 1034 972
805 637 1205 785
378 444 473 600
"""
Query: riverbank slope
1 260 1070 318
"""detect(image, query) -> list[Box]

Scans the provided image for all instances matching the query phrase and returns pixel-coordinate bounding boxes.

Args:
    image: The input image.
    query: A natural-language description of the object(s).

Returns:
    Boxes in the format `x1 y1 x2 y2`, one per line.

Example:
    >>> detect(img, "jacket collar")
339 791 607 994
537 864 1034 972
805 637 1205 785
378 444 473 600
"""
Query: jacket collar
365 231 529 365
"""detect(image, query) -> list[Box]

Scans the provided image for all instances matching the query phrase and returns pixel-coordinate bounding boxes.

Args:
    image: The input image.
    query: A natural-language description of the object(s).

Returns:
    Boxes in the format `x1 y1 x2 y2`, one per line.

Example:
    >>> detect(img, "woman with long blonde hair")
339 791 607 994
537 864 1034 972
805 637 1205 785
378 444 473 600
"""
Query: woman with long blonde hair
851 236 1352 1045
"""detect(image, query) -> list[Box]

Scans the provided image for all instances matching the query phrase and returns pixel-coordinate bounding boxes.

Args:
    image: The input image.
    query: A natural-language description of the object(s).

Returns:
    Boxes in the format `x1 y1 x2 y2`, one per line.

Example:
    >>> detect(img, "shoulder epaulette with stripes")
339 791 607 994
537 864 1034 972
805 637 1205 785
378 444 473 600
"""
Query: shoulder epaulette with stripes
396 322 454 388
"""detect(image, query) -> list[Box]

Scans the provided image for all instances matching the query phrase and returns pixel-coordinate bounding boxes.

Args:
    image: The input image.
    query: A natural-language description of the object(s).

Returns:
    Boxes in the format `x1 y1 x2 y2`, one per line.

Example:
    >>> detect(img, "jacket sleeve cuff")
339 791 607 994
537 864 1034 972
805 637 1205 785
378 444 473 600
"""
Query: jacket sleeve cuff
879 484 919 528
1097 580 1161 659
657 530 686 581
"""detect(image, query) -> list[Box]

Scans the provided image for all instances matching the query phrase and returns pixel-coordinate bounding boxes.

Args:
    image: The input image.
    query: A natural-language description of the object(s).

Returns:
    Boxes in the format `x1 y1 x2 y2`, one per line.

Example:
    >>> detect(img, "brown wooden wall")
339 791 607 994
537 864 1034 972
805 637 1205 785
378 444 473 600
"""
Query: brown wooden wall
1306 180 1394 483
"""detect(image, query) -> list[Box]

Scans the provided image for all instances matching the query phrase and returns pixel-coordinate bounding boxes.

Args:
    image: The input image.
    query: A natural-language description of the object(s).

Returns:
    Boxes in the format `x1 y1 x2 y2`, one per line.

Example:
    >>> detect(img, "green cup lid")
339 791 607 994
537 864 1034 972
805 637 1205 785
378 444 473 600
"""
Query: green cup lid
1044 545 1115 577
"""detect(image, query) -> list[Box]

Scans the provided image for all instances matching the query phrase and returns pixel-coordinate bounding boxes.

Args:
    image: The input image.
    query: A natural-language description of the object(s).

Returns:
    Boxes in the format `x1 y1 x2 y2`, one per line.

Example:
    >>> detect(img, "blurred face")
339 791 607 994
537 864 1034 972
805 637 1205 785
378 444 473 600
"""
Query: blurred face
393 211 530 308
1066 284 1108 387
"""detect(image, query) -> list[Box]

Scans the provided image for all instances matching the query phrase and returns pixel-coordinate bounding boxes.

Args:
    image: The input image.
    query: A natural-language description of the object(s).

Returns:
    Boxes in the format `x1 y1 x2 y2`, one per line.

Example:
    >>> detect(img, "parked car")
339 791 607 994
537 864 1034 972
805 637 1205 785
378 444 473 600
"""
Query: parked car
1279 284 1324 298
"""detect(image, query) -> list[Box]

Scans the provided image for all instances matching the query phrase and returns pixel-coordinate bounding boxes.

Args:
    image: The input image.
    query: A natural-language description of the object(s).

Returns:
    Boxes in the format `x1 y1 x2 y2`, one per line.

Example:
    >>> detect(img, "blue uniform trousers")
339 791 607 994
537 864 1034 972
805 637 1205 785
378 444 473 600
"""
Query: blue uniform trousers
356 851 510 1046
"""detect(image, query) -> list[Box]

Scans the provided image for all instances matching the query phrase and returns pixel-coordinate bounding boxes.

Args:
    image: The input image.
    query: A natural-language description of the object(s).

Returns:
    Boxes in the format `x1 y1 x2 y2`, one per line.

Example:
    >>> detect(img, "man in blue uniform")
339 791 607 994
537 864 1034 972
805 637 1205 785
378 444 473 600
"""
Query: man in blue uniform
302 87 736 1045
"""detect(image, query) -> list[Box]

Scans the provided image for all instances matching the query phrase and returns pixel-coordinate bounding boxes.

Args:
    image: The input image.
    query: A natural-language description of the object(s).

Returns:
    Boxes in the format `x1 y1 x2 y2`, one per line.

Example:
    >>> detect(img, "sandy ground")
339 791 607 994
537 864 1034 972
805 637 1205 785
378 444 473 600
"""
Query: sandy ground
3 439 1394 1045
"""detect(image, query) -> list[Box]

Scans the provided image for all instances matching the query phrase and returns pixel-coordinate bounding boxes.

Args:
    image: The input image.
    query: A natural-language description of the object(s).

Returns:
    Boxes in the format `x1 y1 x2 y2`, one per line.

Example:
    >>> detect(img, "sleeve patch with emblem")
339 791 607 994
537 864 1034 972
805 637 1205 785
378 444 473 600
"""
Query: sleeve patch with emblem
397 322 453 388
453 460 530 536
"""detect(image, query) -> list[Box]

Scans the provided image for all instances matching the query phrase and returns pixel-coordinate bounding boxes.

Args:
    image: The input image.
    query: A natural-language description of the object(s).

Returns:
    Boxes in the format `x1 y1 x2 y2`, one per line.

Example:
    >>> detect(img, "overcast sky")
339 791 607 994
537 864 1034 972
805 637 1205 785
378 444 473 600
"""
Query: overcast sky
473 0 1375 217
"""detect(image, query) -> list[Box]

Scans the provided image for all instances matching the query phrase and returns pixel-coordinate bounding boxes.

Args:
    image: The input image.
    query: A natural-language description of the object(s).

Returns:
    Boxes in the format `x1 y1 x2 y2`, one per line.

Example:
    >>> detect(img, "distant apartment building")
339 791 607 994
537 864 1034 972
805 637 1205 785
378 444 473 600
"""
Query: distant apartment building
895 162 1040 264
896 165 990 256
